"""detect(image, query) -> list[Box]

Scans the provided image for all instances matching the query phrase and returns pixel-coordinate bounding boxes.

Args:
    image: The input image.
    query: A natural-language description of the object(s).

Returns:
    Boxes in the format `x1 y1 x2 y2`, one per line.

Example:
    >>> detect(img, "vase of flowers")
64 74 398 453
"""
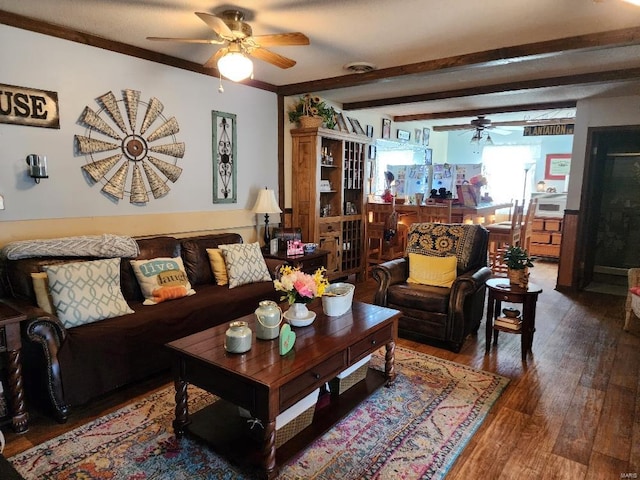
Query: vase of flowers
274 265 329 321
288 94 337 129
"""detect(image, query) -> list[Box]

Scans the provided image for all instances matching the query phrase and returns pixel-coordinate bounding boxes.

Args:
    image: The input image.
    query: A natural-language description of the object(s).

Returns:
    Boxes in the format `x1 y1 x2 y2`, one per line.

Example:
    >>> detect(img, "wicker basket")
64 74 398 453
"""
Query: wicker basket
298 115 323 128
276 404 315 447
329 355 371 395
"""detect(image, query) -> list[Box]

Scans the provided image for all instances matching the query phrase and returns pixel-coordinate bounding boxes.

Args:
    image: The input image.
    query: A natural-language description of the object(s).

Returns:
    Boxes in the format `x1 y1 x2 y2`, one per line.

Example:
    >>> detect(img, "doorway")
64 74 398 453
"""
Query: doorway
580 126 640 293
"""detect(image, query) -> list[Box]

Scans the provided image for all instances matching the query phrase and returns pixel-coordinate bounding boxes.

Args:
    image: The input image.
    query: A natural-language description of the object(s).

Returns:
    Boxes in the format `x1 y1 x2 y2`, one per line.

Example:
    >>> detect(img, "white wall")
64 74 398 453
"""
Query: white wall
568 95 640 210
0 25 278 242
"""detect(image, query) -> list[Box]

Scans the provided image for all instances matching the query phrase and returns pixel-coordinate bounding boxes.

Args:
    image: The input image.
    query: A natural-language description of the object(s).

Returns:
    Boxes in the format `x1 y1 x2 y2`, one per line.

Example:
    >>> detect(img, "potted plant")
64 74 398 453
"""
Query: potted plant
288 94 337 129
502 245 534 287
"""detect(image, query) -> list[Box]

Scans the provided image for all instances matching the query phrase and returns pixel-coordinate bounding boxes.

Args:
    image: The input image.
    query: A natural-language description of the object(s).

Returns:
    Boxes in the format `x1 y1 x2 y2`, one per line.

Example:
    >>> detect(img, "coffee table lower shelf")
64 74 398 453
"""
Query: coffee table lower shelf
185 368 387 470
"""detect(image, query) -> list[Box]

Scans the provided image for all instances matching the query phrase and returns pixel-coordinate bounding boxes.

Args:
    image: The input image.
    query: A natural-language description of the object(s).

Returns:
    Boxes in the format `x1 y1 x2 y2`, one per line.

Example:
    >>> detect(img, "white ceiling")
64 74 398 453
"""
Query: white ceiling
2 0 640 124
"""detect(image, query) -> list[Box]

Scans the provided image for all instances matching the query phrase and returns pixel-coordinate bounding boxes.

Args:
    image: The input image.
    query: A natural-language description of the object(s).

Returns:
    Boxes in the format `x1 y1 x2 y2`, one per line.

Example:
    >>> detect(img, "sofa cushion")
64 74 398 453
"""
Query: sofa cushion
206 248 228 286
44 258 134 328
407 253 457 288
31 272 55 314
219 242 271 288
130 256 195 305
180 233 243 286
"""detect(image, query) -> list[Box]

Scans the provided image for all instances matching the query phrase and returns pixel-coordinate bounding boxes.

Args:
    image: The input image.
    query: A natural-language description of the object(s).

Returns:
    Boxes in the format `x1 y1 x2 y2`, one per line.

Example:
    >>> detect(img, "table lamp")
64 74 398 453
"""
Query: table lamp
252 187 282 245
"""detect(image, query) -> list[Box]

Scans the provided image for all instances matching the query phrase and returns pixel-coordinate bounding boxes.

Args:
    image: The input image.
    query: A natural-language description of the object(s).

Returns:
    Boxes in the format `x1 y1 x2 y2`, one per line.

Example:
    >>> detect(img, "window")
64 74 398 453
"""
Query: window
481 145 540 205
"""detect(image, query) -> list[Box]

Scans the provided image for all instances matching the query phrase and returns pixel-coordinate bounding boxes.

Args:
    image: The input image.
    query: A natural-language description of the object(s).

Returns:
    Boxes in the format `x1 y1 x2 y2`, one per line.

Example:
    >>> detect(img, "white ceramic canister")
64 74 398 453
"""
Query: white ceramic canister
255 300 283 340
224 321 252 353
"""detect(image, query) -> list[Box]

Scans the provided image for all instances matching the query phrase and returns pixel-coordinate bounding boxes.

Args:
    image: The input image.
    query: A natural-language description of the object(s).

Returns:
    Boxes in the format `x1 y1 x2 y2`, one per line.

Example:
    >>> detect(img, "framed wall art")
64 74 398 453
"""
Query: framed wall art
422 127 430 146
212 110 237 203
366 124 374 137
397 129 410 141
382 118 391 139
545 153 571 180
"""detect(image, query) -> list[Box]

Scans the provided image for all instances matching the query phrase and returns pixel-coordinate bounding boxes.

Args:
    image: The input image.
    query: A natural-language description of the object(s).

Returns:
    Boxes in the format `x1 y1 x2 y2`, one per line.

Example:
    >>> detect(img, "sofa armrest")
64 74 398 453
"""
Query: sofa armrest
450 266 492 308
2 298 70 423
372 257 408 306
264 257 286 279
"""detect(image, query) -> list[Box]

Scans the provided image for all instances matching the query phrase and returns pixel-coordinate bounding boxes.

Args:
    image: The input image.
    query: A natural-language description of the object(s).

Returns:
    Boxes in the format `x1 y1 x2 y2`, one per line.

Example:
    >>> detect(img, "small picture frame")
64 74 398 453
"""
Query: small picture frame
382 118 391 139
273 227 302 252
397 129 410 141
269 238 279 255
414 128 422 144
422 127 431 146
366 124 374 137
425 148 433 165
368 144 376 160
336 112 349 132
348 117 366 135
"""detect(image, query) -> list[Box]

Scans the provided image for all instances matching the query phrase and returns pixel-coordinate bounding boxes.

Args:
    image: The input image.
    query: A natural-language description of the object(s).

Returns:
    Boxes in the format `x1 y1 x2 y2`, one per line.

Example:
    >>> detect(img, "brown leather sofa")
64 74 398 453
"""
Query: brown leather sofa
3 233 283 423
372 223 492 352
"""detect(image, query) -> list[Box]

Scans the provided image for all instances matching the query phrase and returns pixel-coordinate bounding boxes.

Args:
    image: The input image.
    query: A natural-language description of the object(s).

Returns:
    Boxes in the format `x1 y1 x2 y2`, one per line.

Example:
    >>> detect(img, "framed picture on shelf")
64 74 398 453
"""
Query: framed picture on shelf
336 112 349 132
423 127 430 146
397 129 410 141
382 118 391 139
272 227 302 252
366 124 374 137
347 117 366 135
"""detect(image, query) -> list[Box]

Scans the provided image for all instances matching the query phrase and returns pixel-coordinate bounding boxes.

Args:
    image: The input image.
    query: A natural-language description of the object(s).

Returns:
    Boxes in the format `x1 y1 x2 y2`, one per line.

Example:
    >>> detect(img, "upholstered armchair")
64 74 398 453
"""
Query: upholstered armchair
372 223 492 352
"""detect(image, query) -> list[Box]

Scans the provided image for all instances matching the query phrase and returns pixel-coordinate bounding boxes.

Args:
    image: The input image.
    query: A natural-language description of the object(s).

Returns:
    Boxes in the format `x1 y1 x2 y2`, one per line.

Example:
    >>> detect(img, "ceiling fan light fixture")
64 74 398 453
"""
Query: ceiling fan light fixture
217 50 253 82
485 133 494 145
343 61 377 73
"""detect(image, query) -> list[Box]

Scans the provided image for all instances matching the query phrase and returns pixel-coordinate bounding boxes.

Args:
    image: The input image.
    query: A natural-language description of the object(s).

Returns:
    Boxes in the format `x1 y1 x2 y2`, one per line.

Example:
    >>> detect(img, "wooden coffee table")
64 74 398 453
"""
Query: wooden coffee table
167 300 399 480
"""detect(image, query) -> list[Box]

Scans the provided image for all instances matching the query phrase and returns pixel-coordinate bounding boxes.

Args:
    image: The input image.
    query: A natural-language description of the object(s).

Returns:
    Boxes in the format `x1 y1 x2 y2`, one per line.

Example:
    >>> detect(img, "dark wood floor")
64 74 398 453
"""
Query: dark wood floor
3 260 639 478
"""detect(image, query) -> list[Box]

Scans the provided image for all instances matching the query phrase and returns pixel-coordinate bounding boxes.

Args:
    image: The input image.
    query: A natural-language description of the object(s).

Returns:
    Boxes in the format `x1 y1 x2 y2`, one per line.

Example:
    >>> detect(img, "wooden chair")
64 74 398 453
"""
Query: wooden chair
485 201 524 275
520 198 538 253
365 203 406 277
418 200 453 223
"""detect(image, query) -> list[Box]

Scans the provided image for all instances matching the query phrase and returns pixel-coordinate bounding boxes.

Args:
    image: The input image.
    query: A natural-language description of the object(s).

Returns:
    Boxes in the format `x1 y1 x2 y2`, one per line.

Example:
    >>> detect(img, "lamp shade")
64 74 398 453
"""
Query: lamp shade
252 188 282 214
217 51 253 82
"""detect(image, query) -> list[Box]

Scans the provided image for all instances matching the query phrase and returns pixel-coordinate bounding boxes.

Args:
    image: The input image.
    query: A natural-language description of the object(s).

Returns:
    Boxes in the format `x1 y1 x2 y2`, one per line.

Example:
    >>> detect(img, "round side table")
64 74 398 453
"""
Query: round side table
485 278 543 361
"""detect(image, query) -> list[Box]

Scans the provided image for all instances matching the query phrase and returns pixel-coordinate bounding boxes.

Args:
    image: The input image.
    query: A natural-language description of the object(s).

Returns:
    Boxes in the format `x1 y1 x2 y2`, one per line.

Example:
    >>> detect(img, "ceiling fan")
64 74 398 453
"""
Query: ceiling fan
434 116 510 135
147 10 310 81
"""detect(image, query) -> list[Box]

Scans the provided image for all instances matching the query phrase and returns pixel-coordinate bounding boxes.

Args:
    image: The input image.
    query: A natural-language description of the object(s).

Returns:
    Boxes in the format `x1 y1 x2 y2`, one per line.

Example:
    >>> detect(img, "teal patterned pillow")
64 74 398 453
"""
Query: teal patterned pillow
219 242 271 289
44 258 134 329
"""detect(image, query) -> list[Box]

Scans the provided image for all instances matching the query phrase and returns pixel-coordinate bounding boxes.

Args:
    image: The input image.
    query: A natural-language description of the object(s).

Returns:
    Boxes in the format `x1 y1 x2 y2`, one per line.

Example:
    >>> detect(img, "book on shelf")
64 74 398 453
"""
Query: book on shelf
496 316 520 324
494 317 522 330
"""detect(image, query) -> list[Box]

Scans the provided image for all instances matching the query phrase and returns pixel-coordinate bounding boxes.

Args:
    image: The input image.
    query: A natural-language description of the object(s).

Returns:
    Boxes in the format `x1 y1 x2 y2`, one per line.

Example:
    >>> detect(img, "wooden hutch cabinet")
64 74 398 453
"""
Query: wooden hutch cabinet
291 127 370 279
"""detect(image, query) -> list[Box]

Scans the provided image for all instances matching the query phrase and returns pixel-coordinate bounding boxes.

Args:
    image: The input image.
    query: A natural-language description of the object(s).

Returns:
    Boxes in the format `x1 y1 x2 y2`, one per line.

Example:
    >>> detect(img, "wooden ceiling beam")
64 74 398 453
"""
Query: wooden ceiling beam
342 67 640 111
393 101 577 122
0 9 278 92
277 26 640 96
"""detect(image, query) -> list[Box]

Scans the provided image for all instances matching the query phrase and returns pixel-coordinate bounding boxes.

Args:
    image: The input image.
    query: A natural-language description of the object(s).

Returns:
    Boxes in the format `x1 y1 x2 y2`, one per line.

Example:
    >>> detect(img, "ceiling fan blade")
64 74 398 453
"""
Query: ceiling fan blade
252 32 310 47
250 47 296 69
204 47 228 69
195 12 233 38
488 127 512 135
146 36 224 44
433 124 475 132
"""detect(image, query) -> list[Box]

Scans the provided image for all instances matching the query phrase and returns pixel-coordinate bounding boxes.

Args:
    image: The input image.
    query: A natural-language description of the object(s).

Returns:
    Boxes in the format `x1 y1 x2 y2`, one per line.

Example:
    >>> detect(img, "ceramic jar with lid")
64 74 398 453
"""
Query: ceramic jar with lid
255 300 283 340
224 321 252 353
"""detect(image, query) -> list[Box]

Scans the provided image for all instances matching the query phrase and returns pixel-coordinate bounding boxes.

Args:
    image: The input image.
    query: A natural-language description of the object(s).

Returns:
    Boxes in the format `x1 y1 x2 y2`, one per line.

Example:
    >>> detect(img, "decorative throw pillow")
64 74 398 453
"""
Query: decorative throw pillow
130 256 195 305
206 248 228 286
407 253 458 288
44 258 134 329
31 272 55 314
219 242 271 289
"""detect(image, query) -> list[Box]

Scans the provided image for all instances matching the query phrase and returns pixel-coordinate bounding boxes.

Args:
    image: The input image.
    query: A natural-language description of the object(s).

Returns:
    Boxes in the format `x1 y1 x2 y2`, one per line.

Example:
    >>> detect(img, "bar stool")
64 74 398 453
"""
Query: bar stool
485 201 523 275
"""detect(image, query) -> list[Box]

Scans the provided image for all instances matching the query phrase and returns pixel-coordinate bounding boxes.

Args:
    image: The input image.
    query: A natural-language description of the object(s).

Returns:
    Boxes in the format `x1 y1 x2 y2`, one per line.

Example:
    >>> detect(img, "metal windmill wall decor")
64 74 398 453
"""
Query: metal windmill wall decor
212 110 237 204
75 89 185 204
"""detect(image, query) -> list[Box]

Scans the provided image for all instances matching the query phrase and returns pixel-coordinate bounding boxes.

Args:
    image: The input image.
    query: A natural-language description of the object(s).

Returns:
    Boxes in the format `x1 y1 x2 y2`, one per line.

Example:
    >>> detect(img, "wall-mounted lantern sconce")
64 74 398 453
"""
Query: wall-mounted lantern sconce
26 154 48 183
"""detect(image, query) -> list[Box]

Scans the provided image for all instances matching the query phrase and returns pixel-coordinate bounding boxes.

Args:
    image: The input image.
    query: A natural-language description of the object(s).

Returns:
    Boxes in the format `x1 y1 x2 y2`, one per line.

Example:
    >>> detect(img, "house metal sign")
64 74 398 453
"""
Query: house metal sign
523 124 574 136
0 83 60 129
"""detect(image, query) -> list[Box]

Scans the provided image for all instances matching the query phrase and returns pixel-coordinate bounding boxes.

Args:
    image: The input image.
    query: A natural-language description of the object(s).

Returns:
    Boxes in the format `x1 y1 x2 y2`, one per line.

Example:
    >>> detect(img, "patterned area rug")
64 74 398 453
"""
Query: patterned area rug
10 347 508 479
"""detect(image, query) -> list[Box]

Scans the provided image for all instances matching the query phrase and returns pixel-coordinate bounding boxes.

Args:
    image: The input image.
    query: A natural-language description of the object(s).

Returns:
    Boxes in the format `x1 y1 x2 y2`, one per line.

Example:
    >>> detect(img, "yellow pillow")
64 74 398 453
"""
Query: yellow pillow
407 253 457 288
31 272 55 314
206 248 228 286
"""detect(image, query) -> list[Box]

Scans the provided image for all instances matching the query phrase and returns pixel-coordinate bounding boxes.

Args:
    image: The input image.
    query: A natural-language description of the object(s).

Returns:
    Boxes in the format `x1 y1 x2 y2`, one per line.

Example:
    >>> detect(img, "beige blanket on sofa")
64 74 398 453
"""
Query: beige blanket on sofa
1 234 140 260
